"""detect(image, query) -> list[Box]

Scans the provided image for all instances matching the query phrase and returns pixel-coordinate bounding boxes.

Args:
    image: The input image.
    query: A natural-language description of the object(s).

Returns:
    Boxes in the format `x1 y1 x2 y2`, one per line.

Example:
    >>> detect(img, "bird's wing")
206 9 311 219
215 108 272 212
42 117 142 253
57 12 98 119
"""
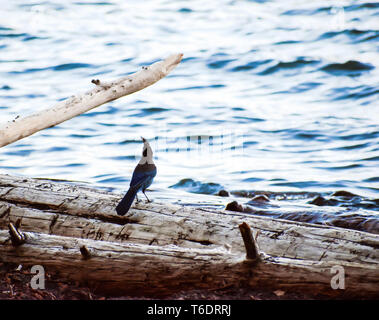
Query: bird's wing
129 170 155 190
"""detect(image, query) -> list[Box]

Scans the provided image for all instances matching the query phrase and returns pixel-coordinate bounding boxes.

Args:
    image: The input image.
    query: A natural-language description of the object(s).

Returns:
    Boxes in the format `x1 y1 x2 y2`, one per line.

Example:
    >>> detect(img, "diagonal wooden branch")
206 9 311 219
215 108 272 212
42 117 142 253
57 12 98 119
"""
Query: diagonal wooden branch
0 53 183 148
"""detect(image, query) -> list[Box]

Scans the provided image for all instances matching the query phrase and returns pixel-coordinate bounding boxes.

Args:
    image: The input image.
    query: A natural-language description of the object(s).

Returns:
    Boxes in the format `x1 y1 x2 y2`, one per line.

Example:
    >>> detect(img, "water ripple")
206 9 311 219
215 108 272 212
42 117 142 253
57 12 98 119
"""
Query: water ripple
319 29 379 43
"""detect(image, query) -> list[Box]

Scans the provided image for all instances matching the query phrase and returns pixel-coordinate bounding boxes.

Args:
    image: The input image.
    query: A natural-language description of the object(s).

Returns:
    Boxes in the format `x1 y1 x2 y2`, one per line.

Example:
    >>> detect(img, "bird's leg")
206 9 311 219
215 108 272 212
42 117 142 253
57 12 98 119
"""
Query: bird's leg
143 190 151 203
135 194 140 203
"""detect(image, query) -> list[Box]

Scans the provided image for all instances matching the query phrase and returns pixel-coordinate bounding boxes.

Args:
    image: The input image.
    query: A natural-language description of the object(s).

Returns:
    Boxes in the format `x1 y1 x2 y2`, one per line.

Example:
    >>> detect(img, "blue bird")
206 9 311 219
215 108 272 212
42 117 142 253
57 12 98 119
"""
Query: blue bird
116 137 157 216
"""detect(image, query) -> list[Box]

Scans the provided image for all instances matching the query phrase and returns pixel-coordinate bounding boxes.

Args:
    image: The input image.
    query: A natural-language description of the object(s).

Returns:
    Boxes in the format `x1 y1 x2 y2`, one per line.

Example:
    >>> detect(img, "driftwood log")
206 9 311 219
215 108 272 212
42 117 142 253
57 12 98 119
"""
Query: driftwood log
0 174 378 298
0 53 183 148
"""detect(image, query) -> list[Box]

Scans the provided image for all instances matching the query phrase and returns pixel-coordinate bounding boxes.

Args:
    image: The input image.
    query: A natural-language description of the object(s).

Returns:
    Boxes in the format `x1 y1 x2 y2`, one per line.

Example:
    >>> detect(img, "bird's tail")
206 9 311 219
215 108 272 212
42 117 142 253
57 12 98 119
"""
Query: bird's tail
116 187 138 216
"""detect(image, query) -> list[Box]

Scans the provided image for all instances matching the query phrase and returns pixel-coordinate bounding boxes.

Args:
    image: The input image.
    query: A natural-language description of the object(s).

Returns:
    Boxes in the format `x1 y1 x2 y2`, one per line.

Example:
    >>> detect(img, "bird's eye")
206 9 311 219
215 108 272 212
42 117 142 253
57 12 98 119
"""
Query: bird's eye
143 148 147 157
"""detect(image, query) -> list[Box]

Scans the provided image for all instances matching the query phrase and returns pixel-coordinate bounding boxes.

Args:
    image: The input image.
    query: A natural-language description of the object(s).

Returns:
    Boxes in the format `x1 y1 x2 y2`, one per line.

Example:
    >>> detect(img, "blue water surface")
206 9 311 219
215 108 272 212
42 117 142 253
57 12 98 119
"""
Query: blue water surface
0 0 378 213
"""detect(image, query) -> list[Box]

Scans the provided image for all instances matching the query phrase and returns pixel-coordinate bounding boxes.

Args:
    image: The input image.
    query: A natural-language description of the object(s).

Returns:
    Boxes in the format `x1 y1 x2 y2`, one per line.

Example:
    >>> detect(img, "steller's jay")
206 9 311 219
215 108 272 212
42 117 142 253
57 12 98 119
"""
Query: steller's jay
116 137 157 216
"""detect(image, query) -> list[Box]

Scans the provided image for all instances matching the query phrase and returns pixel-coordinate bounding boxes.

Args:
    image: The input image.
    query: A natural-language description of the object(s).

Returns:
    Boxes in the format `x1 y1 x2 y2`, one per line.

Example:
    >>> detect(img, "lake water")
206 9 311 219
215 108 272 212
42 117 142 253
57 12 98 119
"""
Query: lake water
0 0 378 231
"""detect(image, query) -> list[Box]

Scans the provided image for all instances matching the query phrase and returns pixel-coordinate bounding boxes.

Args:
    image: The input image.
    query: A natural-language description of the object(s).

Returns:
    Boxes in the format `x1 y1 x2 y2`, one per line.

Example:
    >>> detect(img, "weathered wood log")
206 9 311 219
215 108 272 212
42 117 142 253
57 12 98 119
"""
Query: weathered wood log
0 228 377 297
0 53 183 148
0 174 378 297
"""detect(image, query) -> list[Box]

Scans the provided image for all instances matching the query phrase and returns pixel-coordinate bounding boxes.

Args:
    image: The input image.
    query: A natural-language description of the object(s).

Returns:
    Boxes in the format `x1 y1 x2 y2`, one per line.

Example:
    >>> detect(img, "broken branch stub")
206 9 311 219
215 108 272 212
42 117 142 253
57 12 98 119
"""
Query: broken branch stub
239 222 259 261
0 53 183 148
8 222 26 246
80 245 92 260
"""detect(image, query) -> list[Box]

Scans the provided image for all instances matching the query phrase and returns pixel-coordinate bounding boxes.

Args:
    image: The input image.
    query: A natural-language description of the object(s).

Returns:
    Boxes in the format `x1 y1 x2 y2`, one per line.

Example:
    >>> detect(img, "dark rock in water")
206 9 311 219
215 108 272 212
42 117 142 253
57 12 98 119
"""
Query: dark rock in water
308 195 328 206
332 190 358 198
308 193 379 212
230 190 253 198
224 194 378 234
308 195 338 206
250 194 270 202
217 190 229 197
225 201 244 212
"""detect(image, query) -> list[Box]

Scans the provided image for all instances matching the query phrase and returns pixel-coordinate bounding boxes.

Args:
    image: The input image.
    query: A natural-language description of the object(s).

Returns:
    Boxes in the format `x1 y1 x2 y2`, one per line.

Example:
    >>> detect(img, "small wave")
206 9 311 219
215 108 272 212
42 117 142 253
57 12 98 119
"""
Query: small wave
74 1 114 6
262 128 327 141
53 63 93 71
321 60 374 76
330 85 379 100
131 107 171 118
68 133 100 139
4 149 34 157
207 53 236 69
232 116 264 123
178 7 192 13
96 175 129 184
207 59 235 69
258 58 319 75
65 163 86 168
0 32 28 38
23 36 48 42
281 9 316 16
242 140 258 147
319 164 363 171
230 59 272 72
293 132 325 140
107 155 136 161
117 139 145 145
242 177 264 183
97 122 116 127
181 56 198 63
166 84 225 92
344 2 379 11
169 178 224 195
360 155 379 162
269 180 357 190
330 142 371 151
0 165 25 170
319 29 379 43
46 146 70 152
80 106 118 117
142 107 170 114
287 82 322 94
339 130 379 141
0 93 45 100
9 62 94 74
274 40 301 45
313 3 379 14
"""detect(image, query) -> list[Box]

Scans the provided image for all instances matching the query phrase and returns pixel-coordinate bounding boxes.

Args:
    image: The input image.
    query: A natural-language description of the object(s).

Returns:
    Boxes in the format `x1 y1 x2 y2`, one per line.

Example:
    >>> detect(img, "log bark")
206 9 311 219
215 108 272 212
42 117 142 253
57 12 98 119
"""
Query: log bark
0 53 183 148
0 174 378 298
